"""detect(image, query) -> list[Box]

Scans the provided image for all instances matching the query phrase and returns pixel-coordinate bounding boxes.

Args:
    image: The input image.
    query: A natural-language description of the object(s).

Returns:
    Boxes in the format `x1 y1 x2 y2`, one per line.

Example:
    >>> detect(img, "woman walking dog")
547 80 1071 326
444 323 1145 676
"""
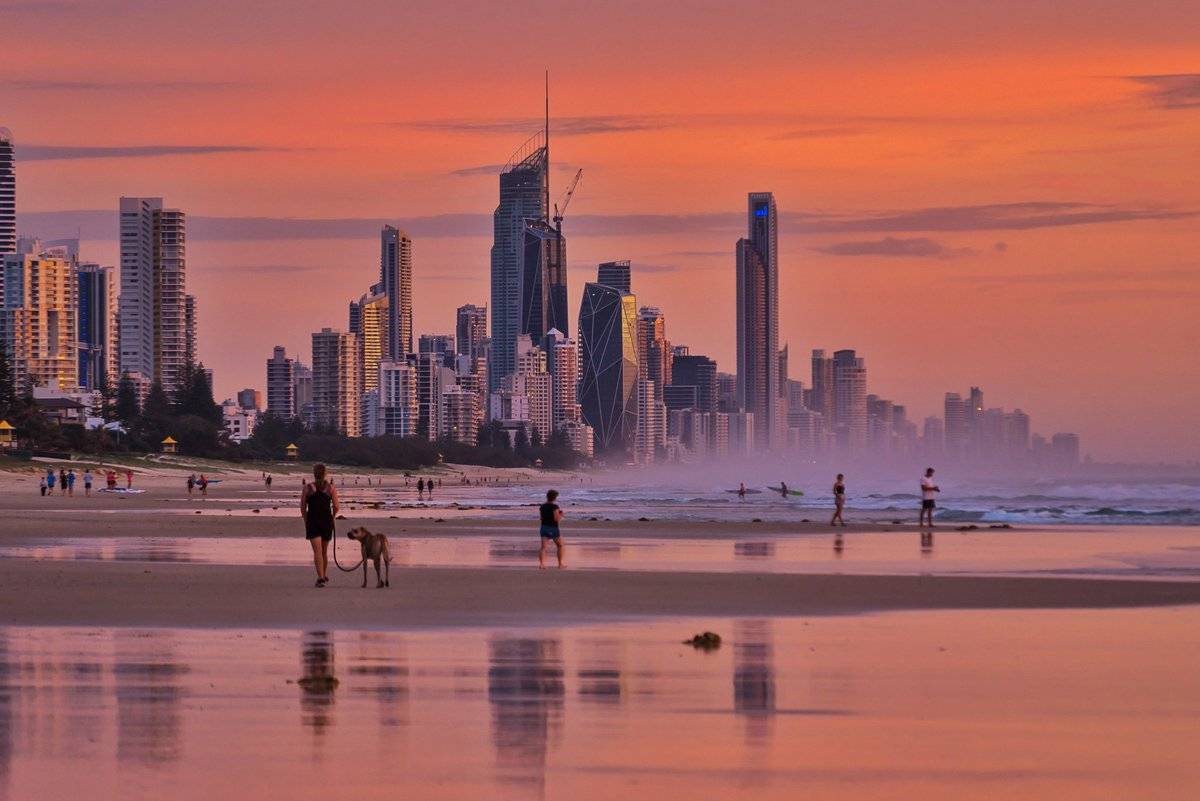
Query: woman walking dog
301 463 340 587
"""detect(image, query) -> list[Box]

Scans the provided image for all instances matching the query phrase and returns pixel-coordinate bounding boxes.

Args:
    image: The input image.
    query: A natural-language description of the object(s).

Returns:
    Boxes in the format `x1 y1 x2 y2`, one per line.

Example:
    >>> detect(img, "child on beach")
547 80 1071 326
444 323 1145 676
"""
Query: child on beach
538 490 565 569
39 476 46 496
46 469 55 495
83 470 92 496
67 470 76 496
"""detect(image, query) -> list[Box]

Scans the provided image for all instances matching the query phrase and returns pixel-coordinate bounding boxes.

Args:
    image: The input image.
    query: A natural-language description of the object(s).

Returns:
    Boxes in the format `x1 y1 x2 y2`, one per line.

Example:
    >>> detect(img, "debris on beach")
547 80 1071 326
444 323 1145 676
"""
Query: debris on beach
891 519 903 525
956 524 980 531
989 523 1012 529
638 517 651 522
252 509 260 513
800 518 811 523
683 632 722 650
434 518 445 523
297 676 339 692
335 514 346 520
752 518 763 523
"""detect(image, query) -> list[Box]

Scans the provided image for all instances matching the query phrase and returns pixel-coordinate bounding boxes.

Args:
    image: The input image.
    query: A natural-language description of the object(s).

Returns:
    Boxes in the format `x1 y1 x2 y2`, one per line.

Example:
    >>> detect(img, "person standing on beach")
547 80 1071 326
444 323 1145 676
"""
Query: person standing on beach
67 470 76 496
301 463 339 587
60 470 68 497
538 489 565 569
831 474 846 526
737 482 747 500
919 467 940 527
106 470 116 490
417 477 425 499
39 476 46 496
83 470 92 496
126 470 133 489
187 474 195 496
199 474 209 497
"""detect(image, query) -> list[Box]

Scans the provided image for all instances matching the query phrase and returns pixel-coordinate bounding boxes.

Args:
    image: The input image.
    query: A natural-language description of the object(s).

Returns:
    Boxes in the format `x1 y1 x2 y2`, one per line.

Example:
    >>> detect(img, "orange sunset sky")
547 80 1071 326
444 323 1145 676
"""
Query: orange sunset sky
3 0 1197 462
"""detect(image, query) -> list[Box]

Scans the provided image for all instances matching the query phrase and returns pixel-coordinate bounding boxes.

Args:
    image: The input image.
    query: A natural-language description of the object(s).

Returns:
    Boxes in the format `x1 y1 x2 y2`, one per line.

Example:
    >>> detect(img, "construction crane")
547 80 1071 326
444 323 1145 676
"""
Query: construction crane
552 168 583 232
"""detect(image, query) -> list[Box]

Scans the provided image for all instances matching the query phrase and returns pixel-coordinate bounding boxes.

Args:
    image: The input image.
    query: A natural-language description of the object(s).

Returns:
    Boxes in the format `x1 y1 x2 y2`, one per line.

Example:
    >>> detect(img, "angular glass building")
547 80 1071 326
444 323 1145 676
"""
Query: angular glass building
577 282 639 455
489 133 548 391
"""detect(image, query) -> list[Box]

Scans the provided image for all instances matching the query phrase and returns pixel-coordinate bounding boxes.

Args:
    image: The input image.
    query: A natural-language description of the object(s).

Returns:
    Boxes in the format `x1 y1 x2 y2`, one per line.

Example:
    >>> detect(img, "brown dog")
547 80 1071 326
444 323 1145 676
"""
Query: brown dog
346 526 392 588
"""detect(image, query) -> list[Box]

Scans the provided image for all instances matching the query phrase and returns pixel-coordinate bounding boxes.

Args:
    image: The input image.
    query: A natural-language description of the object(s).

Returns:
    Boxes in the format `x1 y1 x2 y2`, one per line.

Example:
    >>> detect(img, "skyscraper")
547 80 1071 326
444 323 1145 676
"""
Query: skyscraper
735 192 779 449
349 286 388 399
266 346 296 419
380 226 413 359
0 128 14 257
544 329 580 432
671 354 718 412
378 360 418 437
944 392 969 459
77 263 116 391
1 251 78 391
832 349 867 451
578 282 639 454
521 218 568 341
490 128 549 391
456 304 488 361
637 307 670 402
118 197 193 394
596 260 631 293
311 328 361 436
809 350 834 418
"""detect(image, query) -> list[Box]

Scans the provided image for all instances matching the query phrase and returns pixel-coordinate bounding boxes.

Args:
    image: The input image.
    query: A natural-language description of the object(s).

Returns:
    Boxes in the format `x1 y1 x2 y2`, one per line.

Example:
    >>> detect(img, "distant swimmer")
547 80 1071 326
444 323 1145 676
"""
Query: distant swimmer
919 467 940 527
538 489 565 569
831 474 846 526
738 482 747 500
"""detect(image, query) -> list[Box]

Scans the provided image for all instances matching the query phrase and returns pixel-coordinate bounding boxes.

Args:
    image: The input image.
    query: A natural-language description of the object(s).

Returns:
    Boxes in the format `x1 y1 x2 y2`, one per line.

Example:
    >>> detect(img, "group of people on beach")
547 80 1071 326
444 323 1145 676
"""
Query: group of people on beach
40 467 134 496
186 474 210 497
831 467 941 526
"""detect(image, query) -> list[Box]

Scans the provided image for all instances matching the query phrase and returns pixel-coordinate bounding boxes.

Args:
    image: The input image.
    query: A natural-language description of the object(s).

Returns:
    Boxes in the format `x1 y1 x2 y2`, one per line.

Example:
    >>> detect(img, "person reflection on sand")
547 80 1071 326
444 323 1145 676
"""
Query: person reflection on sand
921 530 935 556
487 637 564 787
299 631 338 736
733 619 776 745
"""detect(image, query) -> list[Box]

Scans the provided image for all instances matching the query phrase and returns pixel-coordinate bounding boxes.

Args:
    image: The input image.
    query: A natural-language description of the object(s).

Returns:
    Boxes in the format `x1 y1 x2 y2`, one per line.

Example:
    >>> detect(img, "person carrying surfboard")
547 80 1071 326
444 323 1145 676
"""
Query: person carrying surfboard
738 482 747 500
779 481 790 498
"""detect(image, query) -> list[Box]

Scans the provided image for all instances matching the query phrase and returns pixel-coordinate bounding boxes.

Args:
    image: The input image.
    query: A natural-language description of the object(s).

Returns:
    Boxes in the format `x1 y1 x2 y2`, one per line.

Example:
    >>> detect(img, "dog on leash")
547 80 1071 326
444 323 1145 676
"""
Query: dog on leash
345 527 392 588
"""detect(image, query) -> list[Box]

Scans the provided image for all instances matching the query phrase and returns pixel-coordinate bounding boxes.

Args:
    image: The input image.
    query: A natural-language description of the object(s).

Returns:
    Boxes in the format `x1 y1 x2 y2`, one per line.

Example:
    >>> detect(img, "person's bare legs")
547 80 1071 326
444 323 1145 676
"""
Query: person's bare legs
555 537 565 568
319 539 330 581
538 538 548 569
309 538 324 583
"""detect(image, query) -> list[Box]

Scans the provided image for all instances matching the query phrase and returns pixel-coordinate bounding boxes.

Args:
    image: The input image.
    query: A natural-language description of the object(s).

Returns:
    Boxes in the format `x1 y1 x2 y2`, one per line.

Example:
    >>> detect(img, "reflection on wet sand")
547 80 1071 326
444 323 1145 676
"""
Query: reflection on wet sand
733 619 776 744
114 631 186 765
299 631 337 737
487 638 564 787
346 632 409 730
576 639 623 705
735 541 776 559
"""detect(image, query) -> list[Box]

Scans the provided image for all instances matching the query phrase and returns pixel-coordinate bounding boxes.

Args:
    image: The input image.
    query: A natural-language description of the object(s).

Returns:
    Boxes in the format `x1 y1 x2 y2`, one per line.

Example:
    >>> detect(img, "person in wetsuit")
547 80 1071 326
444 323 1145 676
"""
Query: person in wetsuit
301 463 340 587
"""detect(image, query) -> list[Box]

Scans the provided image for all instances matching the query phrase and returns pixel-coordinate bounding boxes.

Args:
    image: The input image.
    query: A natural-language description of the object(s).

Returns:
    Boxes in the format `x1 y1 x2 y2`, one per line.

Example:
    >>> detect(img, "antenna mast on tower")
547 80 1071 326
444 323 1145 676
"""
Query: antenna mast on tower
544 70 550 222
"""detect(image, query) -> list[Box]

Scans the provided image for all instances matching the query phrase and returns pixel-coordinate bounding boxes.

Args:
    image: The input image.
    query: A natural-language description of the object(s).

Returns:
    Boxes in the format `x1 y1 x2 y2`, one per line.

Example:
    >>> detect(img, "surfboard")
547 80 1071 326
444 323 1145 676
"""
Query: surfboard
725 488 763 495
98 488 146 494
766 485 805 497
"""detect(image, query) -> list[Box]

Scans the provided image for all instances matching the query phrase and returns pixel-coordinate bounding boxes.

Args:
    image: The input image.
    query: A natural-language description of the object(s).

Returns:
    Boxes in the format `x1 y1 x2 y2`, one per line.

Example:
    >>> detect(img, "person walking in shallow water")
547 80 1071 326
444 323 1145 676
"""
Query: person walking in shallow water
830 474 846 526
301 463 339 587
919 467 940 527
538 490 565 569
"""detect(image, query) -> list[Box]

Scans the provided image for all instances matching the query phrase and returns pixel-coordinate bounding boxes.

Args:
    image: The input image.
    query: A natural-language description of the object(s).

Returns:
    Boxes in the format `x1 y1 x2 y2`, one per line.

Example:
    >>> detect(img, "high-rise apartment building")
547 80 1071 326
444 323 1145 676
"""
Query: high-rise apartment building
634 379 666 464
349 286 388 426
118 197 193 394
1 252 78 391
456 304 488 361
671 354 717 412
943 392 969 459
380 226 413 359
311 328 361 436
266 346 296 419
545 330 580 431
809 350 834 420
0 127 14 257
637 307 670 402
419 334 455 357
415 352 455 441
578 282 639 454
596 260 631 294
440 386 479 446
832 349 867 451
76 262 116 391
293 361 313 424
735 192 779 449
490 130 548 391
377 360 418 437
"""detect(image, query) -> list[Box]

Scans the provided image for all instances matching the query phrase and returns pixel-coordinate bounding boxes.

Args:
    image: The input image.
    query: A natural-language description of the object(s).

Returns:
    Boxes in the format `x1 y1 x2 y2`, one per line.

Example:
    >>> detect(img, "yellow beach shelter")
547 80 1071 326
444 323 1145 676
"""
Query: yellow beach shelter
161 436 178 454
285 443 299 460
0 420 14 449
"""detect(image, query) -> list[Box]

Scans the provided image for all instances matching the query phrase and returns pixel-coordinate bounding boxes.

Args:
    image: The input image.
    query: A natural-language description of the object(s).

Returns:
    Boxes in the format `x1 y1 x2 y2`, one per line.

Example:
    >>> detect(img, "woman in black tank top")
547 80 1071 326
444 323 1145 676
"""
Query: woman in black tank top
301 463 340 586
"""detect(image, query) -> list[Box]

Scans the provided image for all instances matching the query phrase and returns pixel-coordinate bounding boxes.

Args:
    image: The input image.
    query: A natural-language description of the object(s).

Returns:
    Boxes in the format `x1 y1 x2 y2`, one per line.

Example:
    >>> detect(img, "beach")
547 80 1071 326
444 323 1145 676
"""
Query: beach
1 460 1199 799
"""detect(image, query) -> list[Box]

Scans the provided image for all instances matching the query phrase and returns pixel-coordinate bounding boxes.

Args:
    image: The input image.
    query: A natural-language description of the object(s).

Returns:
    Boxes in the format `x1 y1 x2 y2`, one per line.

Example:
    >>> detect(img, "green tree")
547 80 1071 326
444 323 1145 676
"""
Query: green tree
175 361 221 424
115 372 140 423
0 341 15 419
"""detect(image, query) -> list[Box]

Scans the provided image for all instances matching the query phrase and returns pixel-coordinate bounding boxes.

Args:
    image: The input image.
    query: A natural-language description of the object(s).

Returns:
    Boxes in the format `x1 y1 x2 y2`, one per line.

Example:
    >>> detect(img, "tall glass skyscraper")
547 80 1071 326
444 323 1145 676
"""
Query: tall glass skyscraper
0 127 14 257
490 132 548 391
380 226 413 360
596 260 631 293
735 192 779 449
77 263 116 391
578 282 639 454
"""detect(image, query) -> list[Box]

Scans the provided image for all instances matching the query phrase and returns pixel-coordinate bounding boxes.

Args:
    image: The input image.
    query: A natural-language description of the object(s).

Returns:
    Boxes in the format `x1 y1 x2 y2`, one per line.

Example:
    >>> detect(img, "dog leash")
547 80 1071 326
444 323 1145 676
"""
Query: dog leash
330 524 364 573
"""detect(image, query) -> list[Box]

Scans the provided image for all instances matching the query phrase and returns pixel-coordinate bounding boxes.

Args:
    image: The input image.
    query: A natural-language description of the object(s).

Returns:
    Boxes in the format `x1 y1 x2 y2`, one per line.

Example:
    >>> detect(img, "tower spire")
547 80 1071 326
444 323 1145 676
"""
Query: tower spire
544 69 550 222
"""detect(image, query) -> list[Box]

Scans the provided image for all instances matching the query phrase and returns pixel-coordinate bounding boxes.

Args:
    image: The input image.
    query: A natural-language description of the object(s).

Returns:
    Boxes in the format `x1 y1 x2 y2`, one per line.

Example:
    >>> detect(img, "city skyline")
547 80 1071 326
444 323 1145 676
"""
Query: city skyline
3 2 1197 460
